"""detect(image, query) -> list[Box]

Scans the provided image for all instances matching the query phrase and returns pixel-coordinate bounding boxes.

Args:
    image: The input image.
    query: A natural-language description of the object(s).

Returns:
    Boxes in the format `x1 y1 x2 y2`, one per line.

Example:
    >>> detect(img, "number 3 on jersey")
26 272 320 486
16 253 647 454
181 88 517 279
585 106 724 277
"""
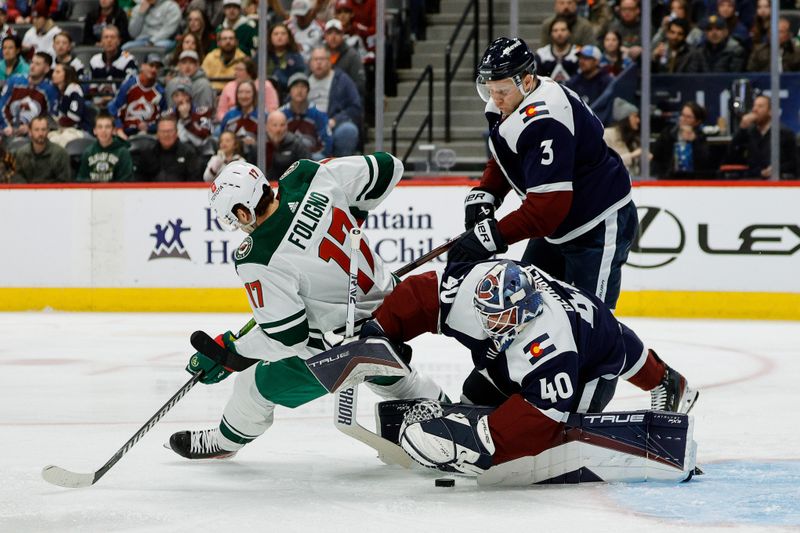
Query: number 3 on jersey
318 207 376 293
540 139 554 165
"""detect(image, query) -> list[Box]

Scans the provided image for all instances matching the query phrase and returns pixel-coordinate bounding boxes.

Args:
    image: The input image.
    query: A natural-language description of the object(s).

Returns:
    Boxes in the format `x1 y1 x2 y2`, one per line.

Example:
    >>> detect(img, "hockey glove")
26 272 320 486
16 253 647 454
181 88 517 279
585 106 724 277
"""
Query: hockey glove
186 331 237 385
464 187 497 230
447 218 508 264
400 412 496 476
359 319 413 365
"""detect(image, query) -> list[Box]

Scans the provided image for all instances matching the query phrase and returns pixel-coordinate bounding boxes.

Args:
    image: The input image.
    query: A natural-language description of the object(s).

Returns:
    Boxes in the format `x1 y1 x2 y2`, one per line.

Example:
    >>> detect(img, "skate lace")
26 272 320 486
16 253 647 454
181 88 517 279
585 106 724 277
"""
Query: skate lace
651 384 667 410
189 428 220 454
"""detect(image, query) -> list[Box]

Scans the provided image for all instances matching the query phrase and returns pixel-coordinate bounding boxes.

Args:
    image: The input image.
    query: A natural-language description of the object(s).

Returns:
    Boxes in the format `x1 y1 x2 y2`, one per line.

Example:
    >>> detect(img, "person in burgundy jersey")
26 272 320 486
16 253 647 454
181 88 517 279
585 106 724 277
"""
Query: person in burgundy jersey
107 52 166 139
449 37 638 310
0 50 57 137
364 259 698 475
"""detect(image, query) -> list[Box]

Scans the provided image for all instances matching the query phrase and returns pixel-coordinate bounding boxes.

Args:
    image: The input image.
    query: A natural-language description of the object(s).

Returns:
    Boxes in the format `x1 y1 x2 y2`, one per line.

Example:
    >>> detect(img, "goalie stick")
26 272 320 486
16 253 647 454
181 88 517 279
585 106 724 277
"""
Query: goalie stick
334 228 415 468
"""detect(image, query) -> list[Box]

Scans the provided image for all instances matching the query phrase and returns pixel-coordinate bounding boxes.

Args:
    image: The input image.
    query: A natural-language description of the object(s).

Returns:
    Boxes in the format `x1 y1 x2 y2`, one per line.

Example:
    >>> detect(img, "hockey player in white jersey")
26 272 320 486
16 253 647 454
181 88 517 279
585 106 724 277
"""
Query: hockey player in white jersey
168 155 446 460
363 260 698 477
449 37 638 310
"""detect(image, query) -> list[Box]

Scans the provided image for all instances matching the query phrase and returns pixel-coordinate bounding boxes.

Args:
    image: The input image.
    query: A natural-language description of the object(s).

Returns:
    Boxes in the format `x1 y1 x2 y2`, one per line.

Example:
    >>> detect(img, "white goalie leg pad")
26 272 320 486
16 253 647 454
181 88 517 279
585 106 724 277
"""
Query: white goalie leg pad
399 414 495 476
218 364 276 451
365 368 445 400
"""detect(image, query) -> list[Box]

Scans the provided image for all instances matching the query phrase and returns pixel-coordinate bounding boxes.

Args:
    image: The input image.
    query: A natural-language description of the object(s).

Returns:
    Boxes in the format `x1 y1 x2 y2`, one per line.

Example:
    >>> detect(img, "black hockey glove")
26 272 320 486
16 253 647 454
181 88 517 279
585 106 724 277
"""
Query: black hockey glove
360 319 413 365
448 218 508 264
464 187 498 230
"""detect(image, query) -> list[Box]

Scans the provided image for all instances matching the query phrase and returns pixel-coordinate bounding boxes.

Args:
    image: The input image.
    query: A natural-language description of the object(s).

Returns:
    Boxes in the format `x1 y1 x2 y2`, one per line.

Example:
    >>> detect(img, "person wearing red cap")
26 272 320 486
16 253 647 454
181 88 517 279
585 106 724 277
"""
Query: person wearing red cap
333 0 371 62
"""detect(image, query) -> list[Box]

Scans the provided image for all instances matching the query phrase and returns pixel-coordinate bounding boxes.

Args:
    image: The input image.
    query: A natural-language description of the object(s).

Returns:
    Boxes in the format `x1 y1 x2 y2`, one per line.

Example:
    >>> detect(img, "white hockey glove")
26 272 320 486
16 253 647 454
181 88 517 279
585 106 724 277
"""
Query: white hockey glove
399 411 496 476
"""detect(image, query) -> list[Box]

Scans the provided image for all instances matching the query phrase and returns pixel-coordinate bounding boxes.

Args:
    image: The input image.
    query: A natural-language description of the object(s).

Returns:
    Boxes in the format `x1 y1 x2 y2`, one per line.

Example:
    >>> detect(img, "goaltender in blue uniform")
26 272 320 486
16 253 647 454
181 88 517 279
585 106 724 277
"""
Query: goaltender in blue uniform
448 37 638 309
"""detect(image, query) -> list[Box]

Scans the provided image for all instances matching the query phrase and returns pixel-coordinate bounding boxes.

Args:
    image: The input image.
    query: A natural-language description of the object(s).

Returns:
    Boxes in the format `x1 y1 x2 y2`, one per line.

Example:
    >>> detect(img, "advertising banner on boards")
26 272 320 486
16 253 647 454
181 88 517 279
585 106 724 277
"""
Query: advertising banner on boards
1 184 798 295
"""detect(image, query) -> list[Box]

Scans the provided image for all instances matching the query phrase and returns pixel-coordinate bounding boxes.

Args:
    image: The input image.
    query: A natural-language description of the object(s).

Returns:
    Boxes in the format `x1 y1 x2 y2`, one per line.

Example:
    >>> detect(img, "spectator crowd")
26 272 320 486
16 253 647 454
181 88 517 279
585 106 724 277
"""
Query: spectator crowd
0 0 378 183
533 0 800 179
1 0 798 183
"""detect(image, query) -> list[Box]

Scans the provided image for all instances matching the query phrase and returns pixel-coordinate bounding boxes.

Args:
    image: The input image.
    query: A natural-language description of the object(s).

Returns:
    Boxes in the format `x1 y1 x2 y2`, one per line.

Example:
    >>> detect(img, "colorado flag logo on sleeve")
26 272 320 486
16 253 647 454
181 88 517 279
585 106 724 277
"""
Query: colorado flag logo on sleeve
524 333 556 364
519 101 549 123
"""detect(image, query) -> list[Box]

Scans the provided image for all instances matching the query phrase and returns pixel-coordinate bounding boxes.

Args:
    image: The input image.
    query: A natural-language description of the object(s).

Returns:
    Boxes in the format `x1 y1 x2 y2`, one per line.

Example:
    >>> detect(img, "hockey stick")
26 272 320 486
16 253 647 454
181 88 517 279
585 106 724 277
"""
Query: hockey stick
42 372 203 488
334 228 415 468
392 231 462 277
41 234 459 488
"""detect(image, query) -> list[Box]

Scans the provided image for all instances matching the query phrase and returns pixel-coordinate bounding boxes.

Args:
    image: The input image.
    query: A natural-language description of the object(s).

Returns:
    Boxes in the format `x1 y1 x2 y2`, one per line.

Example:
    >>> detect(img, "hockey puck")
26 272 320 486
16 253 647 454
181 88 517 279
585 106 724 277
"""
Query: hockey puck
435 477 455 487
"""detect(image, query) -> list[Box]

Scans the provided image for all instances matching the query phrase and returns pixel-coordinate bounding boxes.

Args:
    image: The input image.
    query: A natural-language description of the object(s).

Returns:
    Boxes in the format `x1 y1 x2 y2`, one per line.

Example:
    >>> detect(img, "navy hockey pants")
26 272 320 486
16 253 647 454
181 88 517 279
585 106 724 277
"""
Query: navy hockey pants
521 201 638 310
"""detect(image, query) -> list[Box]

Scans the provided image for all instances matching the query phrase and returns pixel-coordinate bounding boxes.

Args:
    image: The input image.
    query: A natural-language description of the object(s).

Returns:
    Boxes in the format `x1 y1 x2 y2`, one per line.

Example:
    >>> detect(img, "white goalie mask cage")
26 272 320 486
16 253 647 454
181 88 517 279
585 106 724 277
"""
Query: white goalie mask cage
208 161 269 231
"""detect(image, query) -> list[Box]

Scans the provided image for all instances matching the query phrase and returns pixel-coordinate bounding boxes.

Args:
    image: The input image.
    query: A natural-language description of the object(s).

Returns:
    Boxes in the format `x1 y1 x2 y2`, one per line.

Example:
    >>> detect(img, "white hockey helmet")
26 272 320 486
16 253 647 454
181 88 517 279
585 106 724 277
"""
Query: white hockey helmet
209 161 268 231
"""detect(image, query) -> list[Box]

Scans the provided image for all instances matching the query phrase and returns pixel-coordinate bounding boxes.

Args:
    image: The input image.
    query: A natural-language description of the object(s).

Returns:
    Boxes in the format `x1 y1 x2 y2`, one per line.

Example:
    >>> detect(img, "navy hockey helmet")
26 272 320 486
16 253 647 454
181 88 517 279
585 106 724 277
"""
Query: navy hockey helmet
474 260 544 351
476 37 536 103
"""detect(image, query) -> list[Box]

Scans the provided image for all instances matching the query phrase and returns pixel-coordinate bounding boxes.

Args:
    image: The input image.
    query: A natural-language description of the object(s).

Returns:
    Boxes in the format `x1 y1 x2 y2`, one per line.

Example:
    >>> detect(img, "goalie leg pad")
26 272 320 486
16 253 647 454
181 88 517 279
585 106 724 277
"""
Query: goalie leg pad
477 410 697 486
400 413 496 476
305 337 410 393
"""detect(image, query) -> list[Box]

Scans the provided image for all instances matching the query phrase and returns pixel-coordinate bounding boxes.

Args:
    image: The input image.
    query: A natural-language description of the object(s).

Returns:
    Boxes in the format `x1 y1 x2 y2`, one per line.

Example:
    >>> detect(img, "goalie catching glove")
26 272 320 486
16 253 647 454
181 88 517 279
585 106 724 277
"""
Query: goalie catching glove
186 331 238 384
448 218 508 264
464 187 498 230
399 400 495 476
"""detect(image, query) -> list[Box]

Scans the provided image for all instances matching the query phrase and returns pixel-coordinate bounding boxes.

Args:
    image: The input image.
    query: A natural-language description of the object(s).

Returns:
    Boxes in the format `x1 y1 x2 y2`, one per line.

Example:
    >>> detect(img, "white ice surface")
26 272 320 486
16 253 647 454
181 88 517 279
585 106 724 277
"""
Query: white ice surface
1 312 799 532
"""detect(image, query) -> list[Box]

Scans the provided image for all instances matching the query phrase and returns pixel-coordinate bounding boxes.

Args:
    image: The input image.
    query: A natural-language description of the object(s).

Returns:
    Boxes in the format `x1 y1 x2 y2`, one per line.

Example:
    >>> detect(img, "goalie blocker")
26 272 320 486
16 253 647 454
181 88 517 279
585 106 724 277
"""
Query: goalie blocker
376 400 698 485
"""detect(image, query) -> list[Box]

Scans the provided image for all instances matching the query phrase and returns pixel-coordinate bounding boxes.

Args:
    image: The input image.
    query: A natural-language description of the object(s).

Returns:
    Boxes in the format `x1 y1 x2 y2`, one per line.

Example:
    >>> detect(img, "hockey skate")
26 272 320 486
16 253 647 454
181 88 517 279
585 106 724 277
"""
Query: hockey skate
167 429 238 460
651 366 699 414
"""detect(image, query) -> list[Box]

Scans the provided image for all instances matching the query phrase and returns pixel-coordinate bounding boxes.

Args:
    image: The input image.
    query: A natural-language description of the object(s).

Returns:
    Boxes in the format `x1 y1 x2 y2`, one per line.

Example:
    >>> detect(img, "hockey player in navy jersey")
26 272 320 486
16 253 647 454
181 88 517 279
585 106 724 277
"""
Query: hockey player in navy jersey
365 260 698 477
449 37 638 309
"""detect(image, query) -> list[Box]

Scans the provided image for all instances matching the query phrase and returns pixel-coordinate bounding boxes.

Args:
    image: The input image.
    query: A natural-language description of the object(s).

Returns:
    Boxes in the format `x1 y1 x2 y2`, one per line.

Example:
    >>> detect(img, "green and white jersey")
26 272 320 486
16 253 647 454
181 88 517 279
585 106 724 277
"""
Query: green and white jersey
232 153 402 361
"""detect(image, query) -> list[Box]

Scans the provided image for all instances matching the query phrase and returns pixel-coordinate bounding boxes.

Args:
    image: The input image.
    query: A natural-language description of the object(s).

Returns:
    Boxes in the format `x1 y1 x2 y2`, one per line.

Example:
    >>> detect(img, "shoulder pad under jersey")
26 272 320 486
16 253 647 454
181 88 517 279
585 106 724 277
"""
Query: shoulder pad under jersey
497 78 576 154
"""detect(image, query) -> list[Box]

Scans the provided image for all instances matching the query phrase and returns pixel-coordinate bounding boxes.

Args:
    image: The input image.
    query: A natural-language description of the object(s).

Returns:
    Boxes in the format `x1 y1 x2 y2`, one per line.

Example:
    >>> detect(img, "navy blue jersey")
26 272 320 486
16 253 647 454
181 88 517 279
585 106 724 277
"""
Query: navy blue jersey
533 45 580 83
486 76 632 243
439 260 645 421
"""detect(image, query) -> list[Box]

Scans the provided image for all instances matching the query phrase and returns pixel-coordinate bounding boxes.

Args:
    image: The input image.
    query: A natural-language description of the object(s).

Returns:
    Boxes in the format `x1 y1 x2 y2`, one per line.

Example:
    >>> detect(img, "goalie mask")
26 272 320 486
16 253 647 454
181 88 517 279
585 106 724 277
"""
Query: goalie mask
474 261 544 351
209 161 269 232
